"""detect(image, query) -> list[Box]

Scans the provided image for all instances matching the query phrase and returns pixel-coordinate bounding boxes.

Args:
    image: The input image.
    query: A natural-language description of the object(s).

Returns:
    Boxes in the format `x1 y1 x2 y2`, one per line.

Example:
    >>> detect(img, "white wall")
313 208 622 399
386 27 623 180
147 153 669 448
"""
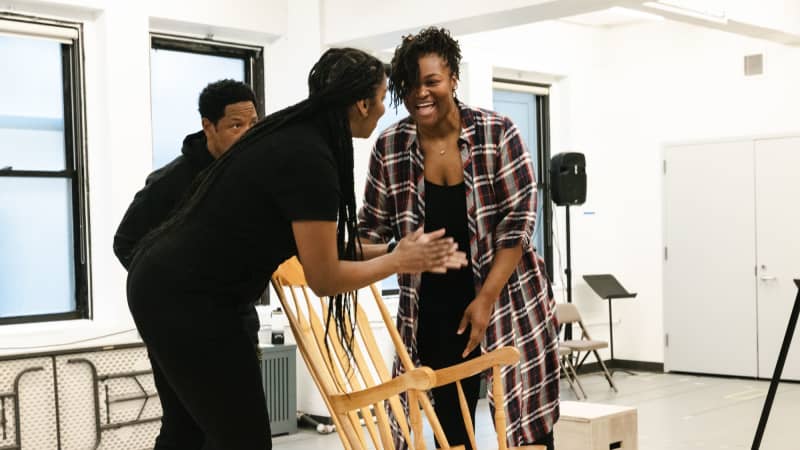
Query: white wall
455 19 800 363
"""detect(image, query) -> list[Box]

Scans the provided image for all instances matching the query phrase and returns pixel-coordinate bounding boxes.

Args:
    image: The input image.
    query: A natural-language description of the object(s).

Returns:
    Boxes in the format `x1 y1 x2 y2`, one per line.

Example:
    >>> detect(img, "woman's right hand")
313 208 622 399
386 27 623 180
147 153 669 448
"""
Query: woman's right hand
392 227 468 274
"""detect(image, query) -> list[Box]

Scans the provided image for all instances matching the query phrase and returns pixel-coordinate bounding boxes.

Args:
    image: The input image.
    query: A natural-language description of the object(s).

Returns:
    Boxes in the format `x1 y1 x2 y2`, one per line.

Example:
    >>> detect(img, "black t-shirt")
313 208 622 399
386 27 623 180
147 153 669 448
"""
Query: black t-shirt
129 117 340 306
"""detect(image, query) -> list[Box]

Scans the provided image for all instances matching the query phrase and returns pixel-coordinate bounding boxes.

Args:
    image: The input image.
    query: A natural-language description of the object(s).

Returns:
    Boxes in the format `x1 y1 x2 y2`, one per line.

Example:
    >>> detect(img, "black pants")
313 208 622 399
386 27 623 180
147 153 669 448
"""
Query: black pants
149 355 204 449
417 305 481 450
128 262 270 450
148 305 262 450
528 430 555 450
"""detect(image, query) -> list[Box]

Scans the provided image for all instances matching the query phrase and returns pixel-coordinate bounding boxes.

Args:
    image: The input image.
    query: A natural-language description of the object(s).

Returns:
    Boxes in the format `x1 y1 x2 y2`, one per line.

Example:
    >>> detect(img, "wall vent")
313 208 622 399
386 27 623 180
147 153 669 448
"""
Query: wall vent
744 54 764 77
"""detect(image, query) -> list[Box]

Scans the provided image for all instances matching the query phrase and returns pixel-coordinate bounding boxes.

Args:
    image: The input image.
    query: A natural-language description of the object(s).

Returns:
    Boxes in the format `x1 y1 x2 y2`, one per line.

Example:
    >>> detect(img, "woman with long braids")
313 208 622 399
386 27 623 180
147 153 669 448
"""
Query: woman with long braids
359 28 560 450
126 48 466 450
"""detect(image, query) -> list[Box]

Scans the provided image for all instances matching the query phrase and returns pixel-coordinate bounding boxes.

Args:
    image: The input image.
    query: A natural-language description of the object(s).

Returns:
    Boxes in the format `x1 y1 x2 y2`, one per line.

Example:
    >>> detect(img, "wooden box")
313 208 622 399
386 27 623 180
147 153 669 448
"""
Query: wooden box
554 401 638 450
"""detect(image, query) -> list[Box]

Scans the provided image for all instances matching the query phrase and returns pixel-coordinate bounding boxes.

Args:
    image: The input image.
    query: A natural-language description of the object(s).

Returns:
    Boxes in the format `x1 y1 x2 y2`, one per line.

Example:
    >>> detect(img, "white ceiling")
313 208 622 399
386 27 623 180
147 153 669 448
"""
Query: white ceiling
559 6 665 28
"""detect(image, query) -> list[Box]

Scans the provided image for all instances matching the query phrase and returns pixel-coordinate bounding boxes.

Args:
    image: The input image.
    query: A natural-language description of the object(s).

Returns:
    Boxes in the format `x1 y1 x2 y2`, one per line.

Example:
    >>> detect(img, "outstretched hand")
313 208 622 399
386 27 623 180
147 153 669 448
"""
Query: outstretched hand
457 296 495 358
393 227 468 274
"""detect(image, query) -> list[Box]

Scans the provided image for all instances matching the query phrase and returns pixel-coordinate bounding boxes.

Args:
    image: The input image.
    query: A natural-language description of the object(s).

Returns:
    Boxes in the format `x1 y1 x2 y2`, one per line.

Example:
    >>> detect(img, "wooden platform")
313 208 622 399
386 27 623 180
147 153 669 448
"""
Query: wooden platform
554 401 638 450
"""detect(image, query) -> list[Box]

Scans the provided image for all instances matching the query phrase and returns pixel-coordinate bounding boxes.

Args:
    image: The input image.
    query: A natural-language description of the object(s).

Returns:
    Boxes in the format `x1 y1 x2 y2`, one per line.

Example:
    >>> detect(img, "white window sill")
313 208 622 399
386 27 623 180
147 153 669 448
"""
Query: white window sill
0 319 141 358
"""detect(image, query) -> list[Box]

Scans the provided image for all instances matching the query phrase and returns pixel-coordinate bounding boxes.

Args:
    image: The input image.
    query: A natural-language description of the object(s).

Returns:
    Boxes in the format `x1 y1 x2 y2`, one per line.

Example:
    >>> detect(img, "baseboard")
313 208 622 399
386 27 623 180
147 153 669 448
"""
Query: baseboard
667 370 800 384
574 358 664 374
611 358 664 372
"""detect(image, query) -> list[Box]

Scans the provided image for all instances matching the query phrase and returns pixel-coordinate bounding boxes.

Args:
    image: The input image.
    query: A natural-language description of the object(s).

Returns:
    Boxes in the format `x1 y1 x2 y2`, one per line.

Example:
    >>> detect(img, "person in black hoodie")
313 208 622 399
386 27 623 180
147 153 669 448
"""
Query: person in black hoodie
113 79 258 450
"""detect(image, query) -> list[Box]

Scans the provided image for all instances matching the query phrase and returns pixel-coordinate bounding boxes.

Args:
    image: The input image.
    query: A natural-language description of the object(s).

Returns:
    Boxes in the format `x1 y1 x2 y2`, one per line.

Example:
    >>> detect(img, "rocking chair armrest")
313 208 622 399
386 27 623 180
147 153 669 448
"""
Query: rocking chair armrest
432 346 520 388
328 366 436 412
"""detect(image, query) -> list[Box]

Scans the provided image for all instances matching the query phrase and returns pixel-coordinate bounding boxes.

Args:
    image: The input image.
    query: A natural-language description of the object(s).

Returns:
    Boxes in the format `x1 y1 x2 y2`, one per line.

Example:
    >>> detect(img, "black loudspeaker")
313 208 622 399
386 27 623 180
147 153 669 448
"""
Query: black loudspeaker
550 152 586 206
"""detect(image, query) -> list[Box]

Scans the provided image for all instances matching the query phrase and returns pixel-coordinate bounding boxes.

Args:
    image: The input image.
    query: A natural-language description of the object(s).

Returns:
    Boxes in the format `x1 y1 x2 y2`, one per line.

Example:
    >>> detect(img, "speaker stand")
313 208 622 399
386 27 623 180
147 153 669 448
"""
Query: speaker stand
564 205 573 341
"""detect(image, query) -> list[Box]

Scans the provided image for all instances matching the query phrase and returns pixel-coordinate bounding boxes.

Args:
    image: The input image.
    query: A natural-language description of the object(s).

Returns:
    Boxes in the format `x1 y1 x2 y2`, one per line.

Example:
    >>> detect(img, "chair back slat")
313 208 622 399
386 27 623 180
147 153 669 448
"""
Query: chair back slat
492 366 508 450
367 285 452 448
296 286 369 450
353 300 414 446
455 381 477 450
318 301 385 450
272 262 362 449
335 303 403 450
272 278 354 449
407 390 426 450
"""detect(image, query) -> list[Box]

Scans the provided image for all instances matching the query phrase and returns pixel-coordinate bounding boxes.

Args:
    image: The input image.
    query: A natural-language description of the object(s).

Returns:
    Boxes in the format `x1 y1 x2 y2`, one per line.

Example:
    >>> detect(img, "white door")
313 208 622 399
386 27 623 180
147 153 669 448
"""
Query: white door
755 137 800 380
663 141 758 376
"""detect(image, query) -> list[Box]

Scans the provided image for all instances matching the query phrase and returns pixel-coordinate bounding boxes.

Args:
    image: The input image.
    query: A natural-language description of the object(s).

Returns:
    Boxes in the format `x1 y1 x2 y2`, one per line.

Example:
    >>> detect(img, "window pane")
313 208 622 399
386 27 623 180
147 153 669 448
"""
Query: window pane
0 178 76 317
0 35 66 171
150 48 246 169
382 273 400 294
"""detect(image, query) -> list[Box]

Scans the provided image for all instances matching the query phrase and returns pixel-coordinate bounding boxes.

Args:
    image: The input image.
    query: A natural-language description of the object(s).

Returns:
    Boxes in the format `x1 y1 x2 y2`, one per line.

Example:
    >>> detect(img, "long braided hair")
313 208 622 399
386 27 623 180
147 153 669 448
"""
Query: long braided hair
135 47 385 360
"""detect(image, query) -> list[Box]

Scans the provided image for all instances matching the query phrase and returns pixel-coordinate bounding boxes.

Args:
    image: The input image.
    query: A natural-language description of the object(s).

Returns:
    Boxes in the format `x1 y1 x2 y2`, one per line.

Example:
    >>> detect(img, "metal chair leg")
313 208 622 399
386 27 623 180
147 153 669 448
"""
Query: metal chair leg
567 360 587 399
563 357 586 399
594 350 618 392
561 356 583 399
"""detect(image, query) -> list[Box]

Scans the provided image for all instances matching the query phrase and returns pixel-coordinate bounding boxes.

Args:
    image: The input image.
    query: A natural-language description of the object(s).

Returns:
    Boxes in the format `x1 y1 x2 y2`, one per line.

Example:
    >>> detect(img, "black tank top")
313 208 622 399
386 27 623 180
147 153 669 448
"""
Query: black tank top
419 180 475 311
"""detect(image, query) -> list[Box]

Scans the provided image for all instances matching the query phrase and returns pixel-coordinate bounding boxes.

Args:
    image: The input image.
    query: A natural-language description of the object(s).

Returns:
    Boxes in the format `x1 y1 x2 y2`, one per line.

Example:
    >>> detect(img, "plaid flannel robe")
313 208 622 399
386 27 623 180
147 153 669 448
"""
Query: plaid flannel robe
358 101 560 447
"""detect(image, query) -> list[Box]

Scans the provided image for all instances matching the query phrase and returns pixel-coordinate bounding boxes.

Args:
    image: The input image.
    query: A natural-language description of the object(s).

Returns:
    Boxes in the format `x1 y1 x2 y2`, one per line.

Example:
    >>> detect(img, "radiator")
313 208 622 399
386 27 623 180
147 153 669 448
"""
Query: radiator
259 344 297 436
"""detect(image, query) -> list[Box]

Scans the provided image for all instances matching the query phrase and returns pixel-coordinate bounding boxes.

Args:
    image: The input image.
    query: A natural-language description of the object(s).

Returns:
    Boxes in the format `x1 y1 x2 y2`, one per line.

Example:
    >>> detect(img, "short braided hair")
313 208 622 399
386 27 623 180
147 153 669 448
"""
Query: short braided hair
388 27 462 108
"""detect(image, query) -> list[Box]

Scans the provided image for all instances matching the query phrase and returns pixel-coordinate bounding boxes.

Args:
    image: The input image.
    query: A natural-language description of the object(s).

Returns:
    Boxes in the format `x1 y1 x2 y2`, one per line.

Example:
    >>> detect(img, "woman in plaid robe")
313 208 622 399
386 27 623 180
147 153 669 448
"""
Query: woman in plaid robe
358 27 560 449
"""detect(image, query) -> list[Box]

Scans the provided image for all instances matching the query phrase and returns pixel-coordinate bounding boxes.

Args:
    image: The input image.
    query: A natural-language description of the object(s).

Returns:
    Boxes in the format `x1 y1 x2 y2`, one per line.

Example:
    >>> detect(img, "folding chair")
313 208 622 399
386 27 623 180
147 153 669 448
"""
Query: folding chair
558 346 586 400
271 257 545 450
555 303 618 393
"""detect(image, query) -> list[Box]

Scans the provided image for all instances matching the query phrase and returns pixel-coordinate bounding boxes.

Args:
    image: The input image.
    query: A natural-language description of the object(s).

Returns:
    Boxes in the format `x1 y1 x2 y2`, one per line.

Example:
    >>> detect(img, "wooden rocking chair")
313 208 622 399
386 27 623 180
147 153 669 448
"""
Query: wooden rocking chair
270 257 545 450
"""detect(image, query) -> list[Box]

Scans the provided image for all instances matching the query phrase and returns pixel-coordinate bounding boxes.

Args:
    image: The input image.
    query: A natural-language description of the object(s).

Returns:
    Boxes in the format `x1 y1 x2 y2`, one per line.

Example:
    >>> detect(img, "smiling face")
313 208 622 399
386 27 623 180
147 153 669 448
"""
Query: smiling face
403 53 458 130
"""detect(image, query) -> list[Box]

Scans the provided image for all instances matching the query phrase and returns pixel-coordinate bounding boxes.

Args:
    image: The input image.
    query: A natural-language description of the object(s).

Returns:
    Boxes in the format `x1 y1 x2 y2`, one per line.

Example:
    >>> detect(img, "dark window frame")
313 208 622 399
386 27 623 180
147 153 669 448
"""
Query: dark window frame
150 33 266 118
0 16 91 326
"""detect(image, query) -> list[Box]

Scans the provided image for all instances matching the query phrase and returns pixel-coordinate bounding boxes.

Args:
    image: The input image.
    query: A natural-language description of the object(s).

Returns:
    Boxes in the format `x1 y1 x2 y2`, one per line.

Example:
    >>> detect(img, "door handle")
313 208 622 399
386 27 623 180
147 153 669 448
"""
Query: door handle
759 276 777 281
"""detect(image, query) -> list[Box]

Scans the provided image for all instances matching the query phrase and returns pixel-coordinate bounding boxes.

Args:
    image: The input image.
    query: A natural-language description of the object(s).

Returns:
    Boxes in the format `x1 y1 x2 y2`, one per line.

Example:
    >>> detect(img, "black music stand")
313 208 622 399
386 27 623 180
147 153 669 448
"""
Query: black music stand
582 274 637 375
752 279 800 449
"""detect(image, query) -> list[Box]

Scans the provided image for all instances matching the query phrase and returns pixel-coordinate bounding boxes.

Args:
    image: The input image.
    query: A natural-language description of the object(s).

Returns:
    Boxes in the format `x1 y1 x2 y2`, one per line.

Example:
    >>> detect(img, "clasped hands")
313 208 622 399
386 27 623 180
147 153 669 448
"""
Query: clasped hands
392 227 467 274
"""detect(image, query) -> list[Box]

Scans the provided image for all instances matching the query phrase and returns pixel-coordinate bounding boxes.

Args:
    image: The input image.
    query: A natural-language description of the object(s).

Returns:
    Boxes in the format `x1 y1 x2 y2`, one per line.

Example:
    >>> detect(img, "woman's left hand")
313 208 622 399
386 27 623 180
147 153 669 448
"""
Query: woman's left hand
457 295 496 358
